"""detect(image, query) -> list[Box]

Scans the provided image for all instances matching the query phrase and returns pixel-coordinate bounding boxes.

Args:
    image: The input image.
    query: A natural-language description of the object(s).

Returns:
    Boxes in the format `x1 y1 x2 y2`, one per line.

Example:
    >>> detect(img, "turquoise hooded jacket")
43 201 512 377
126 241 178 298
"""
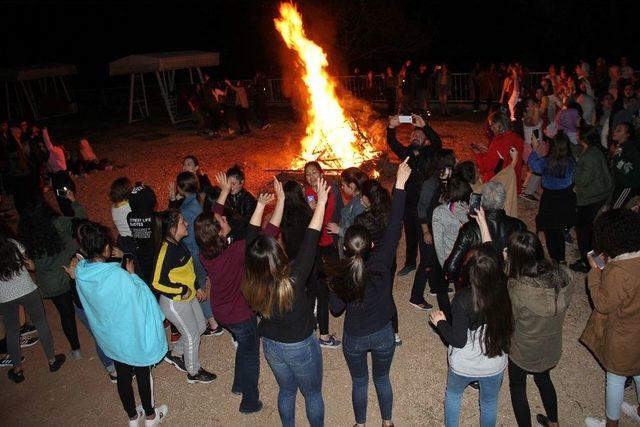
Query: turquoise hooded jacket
75 260 167 366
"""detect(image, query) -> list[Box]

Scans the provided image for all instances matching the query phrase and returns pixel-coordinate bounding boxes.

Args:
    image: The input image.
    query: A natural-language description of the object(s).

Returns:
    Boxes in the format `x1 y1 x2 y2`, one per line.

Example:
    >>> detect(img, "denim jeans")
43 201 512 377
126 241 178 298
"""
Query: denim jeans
262 333 324 427
74 305 114 372
606 372 640 420
224 316 261 412
343 322 396 424
444 368 504 427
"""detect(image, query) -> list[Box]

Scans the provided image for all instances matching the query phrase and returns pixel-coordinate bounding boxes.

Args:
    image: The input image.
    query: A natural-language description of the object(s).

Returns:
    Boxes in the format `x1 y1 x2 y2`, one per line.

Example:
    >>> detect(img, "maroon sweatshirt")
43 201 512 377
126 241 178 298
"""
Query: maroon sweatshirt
201 202 279 325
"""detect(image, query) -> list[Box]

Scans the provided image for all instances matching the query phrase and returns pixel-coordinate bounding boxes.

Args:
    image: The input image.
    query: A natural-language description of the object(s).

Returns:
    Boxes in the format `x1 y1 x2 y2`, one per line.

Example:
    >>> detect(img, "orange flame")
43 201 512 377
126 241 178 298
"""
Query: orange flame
274 2 378 171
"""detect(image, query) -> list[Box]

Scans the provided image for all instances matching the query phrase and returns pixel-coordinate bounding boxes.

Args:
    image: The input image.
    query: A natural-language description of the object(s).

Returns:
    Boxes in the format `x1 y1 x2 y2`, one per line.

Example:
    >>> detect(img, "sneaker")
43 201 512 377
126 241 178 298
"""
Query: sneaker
8 368 25 383
187 368 217 384
319 335 342 349
163 353 187 373
569 260 590 273
409 301 433 311
563 229 573 244
240 400 264 414
0 354 24 367
468 381 479 390
535 413 551 427
397 265 416 276
430 288 453 296
69 349 82 360
621 402 640 423
520 193 538 202
202 325 224 337
170 332 181 343
395 334 402 346
625 377 634 389
261 123 272 130
128 406 145 427
584 417 605 427
108 371 118 383
231 335 238 350
49 354 66 372
20 324 37 337
144 404 169 427
20 336 39 348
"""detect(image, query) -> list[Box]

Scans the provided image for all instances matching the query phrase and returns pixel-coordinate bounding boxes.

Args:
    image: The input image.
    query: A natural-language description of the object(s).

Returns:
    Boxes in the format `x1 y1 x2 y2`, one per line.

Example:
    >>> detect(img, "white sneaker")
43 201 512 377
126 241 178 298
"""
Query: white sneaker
144 404 168 426
621 402 640 423
128 406 145 427
69 349 82 360
584 417 606 427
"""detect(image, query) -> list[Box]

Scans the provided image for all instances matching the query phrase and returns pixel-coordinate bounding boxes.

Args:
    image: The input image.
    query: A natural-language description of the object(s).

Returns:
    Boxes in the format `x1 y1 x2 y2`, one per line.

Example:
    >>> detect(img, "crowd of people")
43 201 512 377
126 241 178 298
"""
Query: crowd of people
0 57 639 427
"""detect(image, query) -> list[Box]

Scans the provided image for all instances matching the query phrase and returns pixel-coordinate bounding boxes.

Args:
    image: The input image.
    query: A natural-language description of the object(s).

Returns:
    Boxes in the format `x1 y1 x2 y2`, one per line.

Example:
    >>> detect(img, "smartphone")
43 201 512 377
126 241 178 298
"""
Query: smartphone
439 166 452 180
587 250 606 270
469 193 482 214
55 187 68 197
398 115 413 124
306 195 316 203
533 129 540 139
121 253 133 269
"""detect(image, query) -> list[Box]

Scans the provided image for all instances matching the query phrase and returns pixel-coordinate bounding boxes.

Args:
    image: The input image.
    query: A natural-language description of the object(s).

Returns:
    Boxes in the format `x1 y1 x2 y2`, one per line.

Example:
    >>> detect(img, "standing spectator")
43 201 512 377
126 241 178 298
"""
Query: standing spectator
71 221 169 427
242 178 331 427
326 167 367 258
576 61 594 97
203 74 221 137
384 67 398 116
608 66 621 100
109 177 136 261
327 160 410 427
0 232 66 383
444 182 526 283
223 165 257 241
42 127 75 216
575 82 596 125
188 83 207 135
594 57 609 99
474 111 525 191
500 65 521 122
175 172 222 336
619 56 635 85
303 161 342 348
504 231 573 427
430 241 513 427
555 99 583 146
386 114 443 277
225 80 250 134
153 210 216 384
528 134 576 263
252 72 270 129
571 125 613 273
609 122 640 209
398 67 414 114
435 64 452 116
18 196 84 358
598 94 615 148
432 175 471 268
583 209 640 427
127 184 160 286
416 64 432 117
521 98 544 202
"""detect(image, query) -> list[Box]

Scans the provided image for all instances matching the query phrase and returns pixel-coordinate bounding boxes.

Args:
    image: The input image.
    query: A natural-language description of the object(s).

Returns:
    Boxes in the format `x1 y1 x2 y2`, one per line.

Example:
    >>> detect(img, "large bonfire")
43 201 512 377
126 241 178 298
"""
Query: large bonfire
274 2 380 171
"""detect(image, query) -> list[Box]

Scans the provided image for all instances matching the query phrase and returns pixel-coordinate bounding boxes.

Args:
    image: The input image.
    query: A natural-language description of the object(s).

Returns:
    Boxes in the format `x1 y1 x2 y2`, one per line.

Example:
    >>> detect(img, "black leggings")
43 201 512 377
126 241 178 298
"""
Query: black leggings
508 359 558 426
316 245 338 336
543 229 566 263
49 291 80 351
114 361 154 418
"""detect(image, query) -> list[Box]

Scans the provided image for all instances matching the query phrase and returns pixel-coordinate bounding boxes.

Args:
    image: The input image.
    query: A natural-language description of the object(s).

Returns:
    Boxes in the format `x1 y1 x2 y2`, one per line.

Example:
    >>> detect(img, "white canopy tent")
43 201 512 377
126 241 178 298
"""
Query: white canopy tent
109 51 219 123
0 63 77 120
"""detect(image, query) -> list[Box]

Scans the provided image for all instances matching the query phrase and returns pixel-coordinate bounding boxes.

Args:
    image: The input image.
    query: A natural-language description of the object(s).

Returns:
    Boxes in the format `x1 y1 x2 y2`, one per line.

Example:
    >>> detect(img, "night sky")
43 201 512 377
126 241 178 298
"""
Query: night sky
3 0 639 87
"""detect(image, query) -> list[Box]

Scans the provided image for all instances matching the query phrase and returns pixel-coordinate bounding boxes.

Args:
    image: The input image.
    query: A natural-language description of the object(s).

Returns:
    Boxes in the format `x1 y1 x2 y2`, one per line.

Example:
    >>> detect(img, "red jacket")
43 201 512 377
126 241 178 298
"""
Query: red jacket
476 131 524 193
305 185 336 247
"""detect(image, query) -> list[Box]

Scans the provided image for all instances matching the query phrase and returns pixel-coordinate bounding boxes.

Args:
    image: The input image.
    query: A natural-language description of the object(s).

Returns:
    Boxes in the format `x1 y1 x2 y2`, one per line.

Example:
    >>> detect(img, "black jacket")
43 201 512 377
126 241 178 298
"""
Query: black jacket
225 189 257 240
386 126 442 207
444 209 526 282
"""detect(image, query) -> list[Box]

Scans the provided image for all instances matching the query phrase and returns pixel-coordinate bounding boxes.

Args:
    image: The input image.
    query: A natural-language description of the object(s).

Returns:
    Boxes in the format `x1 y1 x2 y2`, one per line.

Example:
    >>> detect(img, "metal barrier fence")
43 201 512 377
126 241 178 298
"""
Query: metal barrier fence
70 71 555 112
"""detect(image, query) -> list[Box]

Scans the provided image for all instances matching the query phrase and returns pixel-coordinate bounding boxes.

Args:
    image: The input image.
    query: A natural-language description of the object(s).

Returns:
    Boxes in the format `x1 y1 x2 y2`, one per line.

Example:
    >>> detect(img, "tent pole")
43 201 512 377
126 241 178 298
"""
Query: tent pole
52 76 59 95
188 68 194 85
129 73 135 123
196 68 204 83
140 73 149 119
156 71 175 124
20 81 38 119
60 77 70 102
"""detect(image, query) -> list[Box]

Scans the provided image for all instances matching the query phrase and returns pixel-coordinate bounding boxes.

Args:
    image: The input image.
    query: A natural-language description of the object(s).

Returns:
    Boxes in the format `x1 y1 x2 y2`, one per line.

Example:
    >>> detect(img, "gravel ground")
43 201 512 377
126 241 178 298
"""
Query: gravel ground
1 110 638 426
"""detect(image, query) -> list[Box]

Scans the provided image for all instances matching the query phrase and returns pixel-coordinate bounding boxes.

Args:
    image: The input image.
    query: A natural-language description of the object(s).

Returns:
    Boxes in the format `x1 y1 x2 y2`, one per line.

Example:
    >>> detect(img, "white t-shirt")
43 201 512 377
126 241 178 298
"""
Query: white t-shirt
0 240 38 304
111 202 133 237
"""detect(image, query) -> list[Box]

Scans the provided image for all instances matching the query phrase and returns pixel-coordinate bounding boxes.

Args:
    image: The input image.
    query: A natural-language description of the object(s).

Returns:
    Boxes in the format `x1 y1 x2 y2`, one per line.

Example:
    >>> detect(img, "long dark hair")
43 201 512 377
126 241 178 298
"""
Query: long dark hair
461 243 513 358
354 180 391 246
545 133 574 178
76 221 110 260
340 167 367 193
281 180 312 259
18 200 64 259
242 235 294 319
158 210 181 245
505 231 551 278
0 230 25 281
326 225 372 303
194 212 229 259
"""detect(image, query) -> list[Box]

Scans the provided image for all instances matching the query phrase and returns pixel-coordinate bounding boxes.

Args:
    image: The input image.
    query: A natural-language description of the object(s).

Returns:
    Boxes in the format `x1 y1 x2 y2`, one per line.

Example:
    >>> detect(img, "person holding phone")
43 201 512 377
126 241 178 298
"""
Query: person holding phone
386 113 443 279
582 209 640 427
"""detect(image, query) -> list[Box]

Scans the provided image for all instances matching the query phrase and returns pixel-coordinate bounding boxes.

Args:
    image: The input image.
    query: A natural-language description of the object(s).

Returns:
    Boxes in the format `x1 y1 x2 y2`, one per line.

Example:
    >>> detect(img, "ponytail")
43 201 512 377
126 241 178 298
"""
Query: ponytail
326 225 371 303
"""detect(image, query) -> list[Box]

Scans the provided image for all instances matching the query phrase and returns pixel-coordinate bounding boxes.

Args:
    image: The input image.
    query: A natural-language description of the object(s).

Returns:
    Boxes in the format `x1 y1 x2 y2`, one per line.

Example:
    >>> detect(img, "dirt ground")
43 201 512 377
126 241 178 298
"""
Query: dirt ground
1 109 638 426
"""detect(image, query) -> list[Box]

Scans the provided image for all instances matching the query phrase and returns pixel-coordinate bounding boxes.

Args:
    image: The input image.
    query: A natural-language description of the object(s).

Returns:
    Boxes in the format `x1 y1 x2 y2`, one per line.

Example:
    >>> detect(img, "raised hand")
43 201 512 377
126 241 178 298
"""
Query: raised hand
257 193 275 206
411 114 426 128
388 115 400 129
315 177 331 205
325 222 340 235
216 171 231 193
395 157 411 189
273 177 285 201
